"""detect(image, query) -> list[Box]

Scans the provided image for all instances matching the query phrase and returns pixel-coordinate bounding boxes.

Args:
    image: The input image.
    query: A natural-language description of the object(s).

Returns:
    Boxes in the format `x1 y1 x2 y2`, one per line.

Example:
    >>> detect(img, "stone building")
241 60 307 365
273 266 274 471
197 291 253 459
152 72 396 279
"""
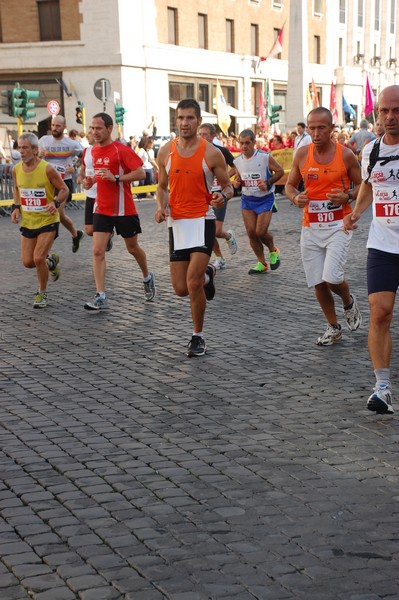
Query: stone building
0 0 397 139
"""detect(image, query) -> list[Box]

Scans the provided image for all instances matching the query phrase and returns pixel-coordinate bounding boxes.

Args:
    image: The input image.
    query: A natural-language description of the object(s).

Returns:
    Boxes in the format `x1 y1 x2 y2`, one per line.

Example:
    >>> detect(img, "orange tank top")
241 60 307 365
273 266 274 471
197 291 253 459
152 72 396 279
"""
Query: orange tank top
300 143 352 228
166 137 213 220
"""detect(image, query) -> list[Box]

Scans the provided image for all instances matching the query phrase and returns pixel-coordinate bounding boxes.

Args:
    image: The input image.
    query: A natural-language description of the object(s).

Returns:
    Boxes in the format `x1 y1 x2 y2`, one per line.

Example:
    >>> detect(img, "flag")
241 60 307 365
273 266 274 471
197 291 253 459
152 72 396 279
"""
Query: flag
265 79 272 121
330 82 339 124
365 74 375 117
260 24 284 61
305 85 313 115
215 80 231 136
311 79 319 108
258 87 266 130
342 96 356 119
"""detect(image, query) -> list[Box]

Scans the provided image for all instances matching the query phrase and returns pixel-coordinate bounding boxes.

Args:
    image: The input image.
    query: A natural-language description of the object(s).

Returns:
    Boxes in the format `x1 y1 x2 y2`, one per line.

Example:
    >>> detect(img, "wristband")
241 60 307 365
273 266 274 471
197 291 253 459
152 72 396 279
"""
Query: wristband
347 191 353 204
54 199 61 208
11 204 21 211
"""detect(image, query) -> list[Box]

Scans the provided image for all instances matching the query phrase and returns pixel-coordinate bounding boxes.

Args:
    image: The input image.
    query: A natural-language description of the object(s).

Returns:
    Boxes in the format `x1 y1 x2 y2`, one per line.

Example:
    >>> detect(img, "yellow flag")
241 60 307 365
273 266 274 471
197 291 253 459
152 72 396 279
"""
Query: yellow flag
215 80 231 136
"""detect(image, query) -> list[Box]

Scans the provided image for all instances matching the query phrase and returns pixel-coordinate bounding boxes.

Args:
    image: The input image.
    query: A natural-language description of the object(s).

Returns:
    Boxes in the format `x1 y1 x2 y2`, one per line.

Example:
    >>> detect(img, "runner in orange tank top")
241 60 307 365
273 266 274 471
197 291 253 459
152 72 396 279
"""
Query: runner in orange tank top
155 99 233 358
285 107 363 346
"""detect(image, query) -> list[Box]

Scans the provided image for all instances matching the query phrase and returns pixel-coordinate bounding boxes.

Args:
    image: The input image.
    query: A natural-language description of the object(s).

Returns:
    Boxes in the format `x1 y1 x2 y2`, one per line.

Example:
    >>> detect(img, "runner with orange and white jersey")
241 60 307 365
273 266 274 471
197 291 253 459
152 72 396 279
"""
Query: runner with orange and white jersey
343 85 399 415
285 106 362 346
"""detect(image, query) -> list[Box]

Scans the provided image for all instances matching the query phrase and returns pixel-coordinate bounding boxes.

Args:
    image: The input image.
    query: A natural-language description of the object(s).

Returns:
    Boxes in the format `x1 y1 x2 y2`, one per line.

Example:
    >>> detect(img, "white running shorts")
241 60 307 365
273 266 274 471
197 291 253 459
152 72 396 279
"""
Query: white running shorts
300 226 353 288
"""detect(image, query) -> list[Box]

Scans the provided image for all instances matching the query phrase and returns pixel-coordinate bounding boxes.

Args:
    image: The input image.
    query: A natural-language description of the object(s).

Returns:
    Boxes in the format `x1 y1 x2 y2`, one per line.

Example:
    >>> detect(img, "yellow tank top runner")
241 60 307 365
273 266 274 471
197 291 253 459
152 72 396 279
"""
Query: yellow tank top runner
15 159 59 229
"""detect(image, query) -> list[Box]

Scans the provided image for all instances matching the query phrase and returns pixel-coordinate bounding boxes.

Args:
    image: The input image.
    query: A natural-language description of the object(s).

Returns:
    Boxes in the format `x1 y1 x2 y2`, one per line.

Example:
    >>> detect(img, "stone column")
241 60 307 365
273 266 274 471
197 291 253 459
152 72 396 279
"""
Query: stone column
286 0 309 130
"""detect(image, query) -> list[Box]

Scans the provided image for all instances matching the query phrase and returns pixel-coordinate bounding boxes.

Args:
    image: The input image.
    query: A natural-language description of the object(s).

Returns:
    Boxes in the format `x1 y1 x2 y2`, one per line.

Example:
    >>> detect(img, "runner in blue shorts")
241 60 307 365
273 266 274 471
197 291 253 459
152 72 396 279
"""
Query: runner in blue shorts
234 129 284 274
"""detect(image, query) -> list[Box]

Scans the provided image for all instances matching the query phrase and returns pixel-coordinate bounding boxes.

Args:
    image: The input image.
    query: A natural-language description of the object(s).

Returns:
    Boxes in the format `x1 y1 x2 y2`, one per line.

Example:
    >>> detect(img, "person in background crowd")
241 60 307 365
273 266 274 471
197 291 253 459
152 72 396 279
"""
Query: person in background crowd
39 115 84 253
349 119 375 156
294 122 312 155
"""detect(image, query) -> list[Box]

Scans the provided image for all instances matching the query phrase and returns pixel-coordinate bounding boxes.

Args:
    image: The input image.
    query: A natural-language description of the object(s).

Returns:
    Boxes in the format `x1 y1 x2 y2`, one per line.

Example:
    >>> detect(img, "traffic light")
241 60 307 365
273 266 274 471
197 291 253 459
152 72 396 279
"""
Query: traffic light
1 90 13 116
21 89 40 120
115 104 126 125
270 104 282 125
75 101 83 124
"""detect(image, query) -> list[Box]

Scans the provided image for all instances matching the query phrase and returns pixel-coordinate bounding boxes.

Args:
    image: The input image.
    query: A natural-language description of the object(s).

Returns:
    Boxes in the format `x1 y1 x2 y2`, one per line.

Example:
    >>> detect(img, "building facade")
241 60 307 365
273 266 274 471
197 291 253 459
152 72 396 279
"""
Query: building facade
0 0 398 140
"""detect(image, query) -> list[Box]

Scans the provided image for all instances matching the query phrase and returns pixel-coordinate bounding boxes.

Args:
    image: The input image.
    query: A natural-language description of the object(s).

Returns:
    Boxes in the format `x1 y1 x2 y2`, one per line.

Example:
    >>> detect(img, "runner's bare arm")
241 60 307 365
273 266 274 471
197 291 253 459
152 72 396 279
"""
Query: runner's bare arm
207 144 233 198
327 148 362 206
267 155 284 186
342 180 374 233
285 148 308 207
11 168 21 223
46 164 69 209
155 142 170 222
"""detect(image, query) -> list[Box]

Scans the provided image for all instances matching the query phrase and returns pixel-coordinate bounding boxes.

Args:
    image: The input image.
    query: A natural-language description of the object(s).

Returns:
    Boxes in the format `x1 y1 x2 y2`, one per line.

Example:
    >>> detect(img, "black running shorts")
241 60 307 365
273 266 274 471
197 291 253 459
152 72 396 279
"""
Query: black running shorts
367 248 399 294
169 219 216 262
93 213 142 238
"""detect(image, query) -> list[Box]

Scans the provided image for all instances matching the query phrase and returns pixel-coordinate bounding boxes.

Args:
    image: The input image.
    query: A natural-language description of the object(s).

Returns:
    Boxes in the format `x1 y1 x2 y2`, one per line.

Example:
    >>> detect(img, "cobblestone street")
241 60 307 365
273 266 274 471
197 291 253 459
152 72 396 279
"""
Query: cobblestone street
0 196 398 600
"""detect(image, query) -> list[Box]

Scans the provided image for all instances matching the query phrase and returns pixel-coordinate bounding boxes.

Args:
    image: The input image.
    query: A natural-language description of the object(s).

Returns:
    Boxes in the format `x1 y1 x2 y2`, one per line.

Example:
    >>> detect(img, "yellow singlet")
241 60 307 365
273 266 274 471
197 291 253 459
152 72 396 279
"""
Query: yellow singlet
15 159 59 229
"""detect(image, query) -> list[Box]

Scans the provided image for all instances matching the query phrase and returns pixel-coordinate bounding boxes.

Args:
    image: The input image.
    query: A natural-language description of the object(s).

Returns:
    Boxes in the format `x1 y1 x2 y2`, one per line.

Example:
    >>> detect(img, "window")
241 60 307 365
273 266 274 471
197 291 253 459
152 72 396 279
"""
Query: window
167 7 178 45
273 28 282 59
374 0 380 30
313 0 322 15
37 0 61 41
198 84 209 112
226 19 234 53
272 0 283 8
338 37 343 66
357 0 363 27
339 0 346 24
314 35 320 64
390 0 395 34
198 13 207 49
251 24 259 56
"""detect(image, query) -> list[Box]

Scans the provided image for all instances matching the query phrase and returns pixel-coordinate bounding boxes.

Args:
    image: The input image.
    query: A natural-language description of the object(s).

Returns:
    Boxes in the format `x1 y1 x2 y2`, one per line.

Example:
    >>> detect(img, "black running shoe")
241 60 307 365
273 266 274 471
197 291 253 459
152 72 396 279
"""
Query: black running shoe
72 230 84 253
187 335 206 358
204 264 216 301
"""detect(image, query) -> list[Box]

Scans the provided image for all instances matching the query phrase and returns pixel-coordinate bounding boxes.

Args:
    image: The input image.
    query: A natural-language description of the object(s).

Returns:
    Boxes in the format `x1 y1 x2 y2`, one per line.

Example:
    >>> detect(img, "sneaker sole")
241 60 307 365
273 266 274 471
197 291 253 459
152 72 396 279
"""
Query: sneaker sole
367 396 394 415
187 348 206 358
84 303 107 311
346 316 362 331
270 259 280 271
316 335 343 346
33 304 47 309
248 270 268 275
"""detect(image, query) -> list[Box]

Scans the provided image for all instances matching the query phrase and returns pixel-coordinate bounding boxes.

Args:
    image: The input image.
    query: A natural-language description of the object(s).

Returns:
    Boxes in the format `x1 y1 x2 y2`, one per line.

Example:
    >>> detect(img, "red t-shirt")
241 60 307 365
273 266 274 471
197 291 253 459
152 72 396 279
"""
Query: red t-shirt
92 142 143 216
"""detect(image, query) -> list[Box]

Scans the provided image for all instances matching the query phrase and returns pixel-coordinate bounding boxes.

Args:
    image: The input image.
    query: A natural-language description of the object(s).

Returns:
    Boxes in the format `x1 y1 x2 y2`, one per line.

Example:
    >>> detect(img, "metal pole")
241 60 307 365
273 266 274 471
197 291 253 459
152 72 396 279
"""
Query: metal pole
101 80 106 112
17 117 23 137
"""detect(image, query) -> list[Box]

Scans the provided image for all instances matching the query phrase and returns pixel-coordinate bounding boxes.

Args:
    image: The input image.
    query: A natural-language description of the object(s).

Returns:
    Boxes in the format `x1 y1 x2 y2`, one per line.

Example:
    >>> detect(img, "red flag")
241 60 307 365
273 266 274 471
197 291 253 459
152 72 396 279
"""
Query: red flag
260 25 284 61
330 82 339 124
365 74 375 117
311 79 320 108
258 88 266 130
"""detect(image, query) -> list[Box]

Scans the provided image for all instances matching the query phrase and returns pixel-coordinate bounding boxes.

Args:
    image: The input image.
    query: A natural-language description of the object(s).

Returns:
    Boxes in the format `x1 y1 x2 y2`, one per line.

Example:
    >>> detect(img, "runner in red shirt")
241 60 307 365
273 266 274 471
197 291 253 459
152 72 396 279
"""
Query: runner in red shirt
83 112 155 310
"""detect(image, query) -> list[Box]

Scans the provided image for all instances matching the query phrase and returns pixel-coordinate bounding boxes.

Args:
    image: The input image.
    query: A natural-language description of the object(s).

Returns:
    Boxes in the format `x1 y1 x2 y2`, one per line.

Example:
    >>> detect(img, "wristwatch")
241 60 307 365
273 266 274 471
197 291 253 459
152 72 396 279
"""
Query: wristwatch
54 199 61 208
221 192 229 202
115 175 120 185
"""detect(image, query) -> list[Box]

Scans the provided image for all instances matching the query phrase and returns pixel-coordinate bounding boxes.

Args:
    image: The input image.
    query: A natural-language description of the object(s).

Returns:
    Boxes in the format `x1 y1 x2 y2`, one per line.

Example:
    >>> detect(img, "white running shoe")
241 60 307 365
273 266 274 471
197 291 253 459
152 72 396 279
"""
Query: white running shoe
344 294 362 331
143 272 156 301
316 324 342 346
367 384 394 415
84 293 108 311
226 230 238 255
213 257 226 270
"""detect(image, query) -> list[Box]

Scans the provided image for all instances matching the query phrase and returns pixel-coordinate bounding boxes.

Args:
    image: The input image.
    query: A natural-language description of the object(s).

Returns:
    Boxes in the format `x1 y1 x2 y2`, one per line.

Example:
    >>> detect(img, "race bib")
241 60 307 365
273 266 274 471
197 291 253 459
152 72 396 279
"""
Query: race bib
241 171 261 192
54 165 66 179
375 201 399 223
20 188 47 212
172 217 205 250
308 200 343 229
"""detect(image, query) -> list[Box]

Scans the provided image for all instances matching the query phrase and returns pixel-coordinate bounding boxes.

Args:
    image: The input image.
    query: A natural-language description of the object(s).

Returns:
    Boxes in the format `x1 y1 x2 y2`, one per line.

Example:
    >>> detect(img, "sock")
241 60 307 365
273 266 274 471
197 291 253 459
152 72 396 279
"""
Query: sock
143 274 151 283
375 368 391 388
193 331 203 338
97 291 106 298
329 323 341 330
344 295 354 310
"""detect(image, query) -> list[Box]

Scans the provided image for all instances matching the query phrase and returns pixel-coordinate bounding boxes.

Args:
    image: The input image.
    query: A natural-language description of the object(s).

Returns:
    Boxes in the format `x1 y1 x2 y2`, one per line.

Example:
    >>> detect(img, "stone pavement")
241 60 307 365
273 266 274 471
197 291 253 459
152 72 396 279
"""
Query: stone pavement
0 196 398 600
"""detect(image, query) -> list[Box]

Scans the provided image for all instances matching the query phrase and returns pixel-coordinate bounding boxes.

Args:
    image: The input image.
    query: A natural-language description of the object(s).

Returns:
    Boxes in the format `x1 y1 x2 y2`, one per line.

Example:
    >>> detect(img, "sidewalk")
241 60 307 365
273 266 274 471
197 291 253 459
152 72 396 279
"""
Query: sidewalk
0 196 398 600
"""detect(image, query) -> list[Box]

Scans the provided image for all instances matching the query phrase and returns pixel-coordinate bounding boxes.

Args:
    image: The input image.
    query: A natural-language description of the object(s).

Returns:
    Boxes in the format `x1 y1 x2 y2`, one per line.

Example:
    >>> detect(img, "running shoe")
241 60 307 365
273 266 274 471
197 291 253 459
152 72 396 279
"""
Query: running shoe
106 230 114 253
213 257 226 270
344 294 362 331
248 261 268 274
316 324 342 346
226 230 238 255
367 384 394 415
84 292 108 311
143 272 156 301
204 264 216 300
33 292 48 309
72 230 84 253
187 335 206 358
47 253 61 282
269 247 280 271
